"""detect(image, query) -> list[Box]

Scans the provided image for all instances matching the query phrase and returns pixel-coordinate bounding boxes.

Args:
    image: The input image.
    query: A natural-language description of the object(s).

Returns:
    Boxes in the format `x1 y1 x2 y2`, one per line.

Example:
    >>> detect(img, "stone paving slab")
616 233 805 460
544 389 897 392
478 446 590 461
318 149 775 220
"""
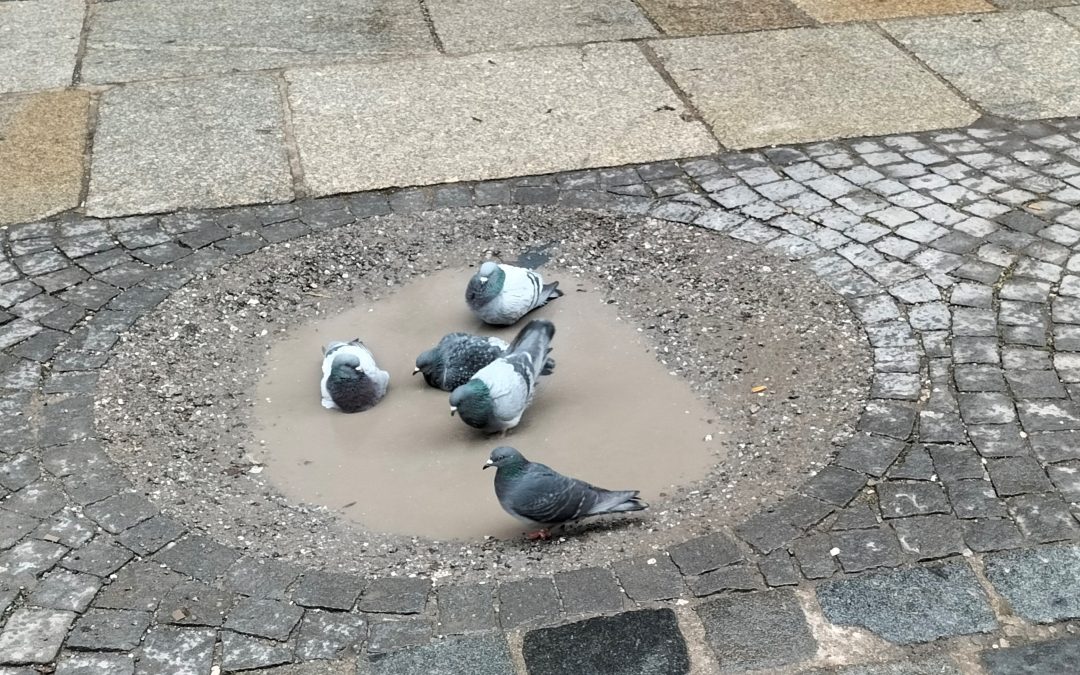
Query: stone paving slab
884 11 1080 119
284 43 716 196
1057 5 1080 24
696 589 816 671
0 89 90 227
982 636 1080 674
368 634 513 675
427 0 655 53
817 563 997 644
81 0 436 84
634 0 812 37
522 609 689 674
85 74 294 218
650 25 977 149
793 0 994 22
0 0 82 94
983 545 1080 622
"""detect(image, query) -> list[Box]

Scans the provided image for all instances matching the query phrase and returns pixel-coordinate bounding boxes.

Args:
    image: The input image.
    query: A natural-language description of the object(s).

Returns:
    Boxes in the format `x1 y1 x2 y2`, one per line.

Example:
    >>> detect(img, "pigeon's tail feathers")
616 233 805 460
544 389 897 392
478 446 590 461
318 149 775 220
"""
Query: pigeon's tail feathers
506 320 555 380
588 489 648 516
540 355 555 376
539 281 563 306
507 319 555 354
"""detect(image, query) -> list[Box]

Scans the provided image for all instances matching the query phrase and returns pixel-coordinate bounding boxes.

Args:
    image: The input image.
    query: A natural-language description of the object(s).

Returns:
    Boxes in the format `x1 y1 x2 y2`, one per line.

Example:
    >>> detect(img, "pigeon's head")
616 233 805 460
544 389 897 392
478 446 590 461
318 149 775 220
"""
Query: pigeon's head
472 261 505 297
413 347 445 387
323 341 348 356
448 379 493 429
484 446 526 470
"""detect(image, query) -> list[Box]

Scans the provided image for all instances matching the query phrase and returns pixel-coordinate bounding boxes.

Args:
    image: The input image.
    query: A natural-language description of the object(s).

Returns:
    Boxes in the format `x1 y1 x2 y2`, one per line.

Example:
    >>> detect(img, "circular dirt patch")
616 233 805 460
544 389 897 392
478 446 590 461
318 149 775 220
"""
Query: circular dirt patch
97 206 871 581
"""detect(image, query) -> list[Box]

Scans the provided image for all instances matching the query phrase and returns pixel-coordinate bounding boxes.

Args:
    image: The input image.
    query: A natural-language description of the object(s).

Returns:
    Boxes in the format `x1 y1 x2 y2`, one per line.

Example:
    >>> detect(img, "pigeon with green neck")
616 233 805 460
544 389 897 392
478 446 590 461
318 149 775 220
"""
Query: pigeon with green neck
466 261 562 326
449 319 554 433
484 446 648 540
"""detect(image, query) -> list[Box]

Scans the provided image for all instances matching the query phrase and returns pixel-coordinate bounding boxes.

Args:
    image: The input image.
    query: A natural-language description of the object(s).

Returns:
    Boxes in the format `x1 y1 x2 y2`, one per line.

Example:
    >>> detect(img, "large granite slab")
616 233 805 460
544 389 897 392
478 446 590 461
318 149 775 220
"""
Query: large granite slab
523 609 689 675
81 0 436 84
884 11 1080 119
85 74 293 217
696 589 817 671
0 90 90 226
285 43 717 196
635 0 812 37
0 0 82 94
651 25 977 149
817 563 997 644
793 0 993 22
983 545 1080 623
428 0 655 53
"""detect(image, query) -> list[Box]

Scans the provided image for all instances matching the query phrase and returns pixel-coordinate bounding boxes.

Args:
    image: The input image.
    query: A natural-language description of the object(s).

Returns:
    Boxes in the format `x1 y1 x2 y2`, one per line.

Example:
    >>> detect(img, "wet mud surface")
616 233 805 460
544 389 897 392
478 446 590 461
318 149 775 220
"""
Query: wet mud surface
96 206 871 581
254 267 717 540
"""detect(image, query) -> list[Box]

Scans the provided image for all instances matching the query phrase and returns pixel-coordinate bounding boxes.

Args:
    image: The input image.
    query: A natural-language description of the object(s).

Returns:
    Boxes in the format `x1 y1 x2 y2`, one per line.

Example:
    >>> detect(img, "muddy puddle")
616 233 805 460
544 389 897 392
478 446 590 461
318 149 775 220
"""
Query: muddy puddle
254 266 718 540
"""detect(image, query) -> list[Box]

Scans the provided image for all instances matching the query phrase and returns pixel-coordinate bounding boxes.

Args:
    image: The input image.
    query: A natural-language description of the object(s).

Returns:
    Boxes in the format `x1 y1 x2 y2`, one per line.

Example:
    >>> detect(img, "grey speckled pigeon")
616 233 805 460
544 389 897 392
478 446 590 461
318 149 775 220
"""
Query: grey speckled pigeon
484 446 647 539
466 261 562 326
448 319 554 433
414 332 555 392
320 340 390 413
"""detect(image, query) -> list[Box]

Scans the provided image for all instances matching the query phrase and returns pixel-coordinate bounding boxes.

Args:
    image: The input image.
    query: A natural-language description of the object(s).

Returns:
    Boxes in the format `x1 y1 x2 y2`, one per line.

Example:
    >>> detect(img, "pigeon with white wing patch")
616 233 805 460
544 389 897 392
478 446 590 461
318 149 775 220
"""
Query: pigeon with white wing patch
448 319 554 433
466 261 562 326
320 340 390 413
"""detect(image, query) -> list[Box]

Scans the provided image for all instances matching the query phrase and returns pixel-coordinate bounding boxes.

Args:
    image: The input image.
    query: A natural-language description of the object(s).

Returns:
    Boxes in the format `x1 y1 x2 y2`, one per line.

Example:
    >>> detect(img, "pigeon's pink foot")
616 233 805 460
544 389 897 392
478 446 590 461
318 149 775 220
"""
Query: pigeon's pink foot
526 529 551 541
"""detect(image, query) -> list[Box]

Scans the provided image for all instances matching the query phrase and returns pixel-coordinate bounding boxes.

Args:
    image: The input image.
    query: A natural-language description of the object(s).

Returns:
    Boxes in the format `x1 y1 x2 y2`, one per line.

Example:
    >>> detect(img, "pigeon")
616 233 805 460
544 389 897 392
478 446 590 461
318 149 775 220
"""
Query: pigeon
466 261 562 326
320 340 390 413
484 446 647 539
414 332 555 392
448 319 554 433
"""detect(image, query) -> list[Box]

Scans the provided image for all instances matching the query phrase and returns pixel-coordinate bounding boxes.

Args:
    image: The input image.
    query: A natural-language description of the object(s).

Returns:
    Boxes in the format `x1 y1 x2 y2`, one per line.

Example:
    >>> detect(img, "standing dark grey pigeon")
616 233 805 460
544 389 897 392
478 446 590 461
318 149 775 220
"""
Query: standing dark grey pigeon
466 261 562 326
448 319 554 433
320 340 389 413
484 446 647 540
414 332 555 392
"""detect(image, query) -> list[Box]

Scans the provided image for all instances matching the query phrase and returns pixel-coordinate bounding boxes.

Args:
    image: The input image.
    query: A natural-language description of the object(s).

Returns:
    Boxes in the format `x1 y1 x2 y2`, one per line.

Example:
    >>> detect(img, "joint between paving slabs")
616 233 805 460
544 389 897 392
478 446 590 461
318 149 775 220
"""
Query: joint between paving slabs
672 603 722 675
275 70 309 201
966 554 1018 626
77 89 105 211
416 0 447 55
71 0 95 86
634 41 725 152
626 0 667 37
866 20 985 118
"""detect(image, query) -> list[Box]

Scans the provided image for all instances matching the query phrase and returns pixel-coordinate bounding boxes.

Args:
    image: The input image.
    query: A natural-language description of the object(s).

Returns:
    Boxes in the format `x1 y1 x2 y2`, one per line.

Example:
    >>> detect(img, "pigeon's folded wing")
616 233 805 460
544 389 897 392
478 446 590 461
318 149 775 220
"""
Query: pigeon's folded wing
481 361 532 423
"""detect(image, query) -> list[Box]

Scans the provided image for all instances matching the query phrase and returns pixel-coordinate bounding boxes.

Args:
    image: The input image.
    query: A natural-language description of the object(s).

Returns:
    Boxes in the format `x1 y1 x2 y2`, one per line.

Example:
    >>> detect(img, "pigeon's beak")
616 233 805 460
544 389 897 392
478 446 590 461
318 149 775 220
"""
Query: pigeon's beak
479 276 488 284
412 367 420 376
450 406 458 417
483 459 494 470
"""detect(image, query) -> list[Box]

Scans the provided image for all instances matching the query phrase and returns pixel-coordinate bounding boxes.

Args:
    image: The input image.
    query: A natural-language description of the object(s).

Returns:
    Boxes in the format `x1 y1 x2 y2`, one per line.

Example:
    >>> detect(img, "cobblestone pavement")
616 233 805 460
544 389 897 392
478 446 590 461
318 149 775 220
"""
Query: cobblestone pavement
1 115 1080 672
4 1 1080 225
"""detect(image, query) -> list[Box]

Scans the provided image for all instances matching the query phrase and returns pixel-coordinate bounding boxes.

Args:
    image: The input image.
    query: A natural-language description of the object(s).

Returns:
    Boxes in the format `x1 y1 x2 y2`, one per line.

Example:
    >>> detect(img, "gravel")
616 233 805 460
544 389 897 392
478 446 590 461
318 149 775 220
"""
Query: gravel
95 205 870 583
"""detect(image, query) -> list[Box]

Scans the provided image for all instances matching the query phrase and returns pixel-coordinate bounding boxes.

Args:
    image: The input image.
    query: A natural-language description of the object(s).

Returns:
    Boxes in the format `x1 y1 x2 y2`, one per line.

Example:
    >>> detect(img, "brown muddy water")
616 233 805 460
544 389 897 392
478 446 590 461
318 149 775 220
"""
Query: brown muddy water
254 267 717 540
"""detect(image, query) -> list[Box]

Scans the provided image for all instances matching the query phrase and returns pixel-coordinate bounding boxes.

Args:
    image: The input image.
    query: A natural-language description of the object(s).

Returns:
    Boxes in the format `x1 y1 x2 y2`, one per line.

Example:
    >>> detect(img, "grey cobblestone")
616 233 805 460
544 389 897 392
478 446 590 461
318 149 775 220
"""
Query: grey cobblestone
0 608 74 664
436 584 496 634
66 608 150 651
497 578 561 629
225 597 303 641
